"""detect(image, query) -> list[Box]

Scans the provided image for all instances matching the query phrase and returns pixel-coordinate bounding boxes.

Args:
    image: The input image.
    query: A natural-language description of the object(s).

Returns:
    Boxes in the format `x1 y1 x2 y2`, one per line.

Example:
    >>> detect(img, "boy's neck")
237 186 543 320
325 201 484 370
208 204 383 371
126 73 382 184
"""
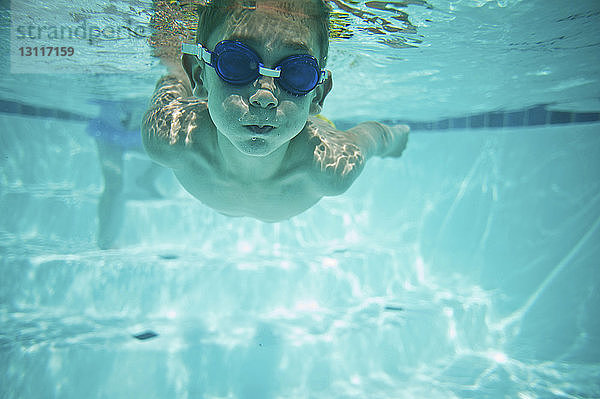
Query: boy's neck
216 131 289 182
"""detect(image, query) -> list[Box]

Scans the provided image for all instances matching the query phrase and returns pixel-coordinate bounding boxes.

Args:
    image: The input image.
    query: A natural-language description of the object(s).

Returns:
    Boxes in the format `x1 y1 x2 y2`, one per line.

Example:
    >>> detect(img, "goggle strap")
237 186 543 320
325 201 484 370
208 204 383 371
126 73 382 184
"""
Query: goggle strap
319 70 327 84
181 43 197 56
201 46 212 65
258 65 281 78
181 43 212 65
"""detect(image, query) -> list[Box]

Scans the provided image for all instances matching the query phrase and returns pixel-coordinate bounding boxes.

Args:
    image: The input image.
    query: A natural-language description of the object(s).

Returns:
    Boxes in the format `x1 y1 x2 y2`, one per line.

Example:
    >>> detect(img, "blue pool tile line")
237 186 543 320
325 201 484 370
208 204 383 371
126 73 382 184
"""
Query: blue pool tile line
0 99 89 122
334 104 600 131
1 99 598 132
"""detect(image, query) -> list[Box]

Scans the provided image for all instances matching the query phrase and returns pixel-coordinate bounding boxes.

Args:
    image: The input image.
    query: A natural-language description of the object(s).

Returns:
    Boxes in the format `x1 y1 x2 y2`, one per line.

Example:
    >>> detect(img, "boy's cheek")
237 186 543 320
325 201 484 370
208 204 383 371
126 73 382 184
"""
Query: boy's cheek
222 94 247 113
206 86 248 119
278 100 311 131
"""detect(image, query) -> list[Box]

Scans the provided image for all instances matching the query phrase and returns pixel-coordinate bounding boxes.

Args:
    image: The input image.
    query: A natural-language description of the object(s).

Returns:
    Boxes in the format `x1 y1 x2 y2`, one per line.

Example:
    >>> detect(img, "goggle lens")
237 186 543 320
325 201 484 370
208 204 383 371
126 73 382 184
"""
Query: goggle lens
214 44 260 85
279 56 320 95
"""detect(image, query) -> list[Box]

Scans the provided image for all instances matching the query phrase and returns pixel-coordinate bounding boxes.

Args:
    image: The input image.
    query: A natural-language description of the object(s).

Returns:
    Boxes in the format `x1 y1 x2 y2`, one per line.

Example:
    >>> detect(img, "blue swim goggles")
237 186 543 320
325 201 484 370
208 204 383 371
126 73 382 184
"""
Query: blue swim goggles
182 40 327 96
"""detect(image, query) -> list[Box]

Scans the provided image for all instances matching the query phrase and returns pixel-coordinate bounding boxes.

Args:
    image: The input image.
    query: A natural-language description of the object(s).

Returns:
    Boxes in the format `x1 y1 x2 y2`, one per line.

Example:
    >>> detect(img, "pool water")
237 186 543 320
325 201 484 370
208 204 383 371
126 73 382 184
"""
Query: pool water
1 0 600 398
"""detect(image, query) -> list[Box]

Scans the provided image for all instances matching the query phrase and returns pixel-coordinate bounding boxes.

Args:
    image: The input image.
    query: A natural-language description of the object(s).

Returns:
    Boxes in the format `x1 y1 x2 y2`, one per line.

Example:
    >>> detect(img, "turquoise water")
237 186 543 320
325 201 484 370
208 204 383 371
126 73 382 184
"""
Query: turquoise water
2 0 600 398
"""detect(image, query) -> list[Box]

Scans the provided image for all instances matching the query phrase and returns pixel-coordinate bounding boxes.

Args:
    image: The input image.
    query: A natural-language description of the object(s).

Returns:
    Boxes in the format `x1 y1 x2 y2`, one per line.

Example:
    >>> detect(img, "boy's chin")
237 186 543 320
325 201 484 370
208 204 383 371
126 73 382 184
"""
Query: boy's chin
235 137 276 157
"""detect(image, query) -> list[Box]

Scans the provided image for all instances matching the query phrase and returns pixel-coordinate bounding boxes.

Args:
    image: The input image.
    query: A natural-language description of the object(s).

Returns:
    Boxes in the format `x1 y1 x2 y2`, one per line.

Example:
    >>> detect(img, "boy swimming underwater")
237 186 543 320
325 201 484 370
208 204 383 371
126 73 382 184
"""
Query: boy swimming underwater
143 0 409 222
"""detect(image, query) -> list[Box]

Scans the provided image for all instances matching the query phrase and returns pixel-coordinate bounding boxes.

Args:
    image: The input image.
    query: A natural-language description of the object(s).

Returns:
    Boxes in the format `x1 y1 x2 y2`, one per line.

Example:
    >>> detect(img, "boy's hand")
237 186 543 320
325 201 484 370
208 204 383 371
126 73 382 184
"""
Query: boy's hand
383 124 410 158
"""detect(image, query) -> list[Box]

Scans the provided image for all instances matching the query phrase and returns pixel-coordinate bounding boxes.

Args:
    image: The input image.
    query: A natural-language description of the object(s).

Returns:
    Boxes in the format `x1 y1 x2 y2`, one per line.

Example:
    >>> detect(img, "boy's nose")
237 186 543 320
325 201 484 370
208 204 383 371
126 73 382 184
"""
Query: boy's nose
249 77 278 109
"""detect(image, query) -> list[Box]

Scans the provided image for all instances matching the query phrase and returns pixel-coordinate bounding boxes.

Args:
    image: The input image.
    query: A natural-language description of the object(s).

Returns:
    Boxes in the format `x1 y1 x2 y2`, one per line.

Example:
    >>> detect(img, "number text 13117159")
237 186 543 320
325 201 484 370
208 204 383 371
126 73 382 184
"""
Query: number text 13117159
19 47 74 56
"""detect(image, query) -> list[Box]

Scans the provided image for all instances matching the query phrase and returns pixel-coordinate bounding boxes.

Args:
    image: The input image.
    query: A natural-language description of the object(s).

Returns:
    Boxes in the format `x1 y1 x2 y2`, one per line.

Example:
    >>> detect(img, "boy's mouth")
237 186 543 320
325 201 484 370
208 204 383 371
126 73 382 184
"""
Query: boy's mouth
244 125 275 134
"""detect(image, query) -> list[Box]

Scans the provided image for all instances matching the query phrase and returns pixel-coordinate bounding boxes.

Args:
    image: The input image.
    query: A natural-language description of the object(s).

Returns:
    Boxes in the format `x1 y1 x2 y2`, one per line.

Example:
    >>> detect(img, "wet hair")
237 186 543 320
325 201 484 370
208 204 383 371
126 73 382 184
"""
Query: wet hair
196 0 331 67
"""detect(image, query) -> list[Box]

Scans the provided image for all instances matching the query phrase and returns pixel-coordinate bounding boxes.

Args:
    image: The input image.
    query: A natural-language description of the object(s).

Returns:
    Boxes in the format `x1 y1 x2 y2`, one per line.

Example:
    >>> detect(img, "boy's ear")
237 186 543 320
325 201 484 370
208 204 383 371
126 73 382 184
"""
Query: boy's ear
309 70 333 115
182 54 208 99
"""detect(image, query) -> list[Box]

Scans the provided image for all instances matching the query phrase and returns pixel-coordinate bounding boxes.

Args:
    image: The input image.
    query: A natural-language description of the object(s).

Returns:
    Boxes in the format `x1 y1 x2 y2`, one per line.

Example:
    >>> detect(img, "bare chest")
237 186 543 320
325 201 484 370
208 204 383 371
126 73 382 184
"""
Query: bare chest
173 161 323 222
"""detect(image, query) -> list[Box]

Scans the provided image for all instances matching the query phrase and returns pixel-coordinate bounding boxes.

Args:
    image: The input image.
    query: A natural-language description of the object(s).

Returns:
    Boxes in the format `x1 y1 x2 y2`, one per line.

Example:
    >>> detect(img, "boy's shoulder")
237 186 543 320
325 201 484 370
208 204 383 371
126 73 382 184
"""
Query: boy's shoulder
143 77 215 167
306 116 366 176
302 116 366 195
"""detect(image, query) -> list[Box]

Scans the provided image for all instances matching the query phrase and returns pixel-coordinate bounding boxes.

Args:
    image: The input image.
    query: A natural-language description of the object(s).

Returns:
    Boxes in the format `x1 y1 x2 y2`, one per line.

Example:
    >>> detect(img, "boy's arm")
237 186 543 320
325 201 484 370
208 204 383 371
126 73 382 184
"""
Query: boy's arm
309 119 409 195
345 121 409 159
142 75 205 169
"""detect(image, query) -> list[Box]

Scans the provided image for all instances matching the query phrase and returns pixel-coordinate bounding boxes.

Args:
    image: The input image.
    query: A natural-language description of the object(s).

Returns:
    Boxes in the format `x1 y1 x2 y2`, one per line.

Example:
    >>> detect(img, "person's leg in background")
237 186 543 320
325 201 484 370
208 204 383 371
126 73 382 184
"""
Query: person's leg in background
95 139 125 250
